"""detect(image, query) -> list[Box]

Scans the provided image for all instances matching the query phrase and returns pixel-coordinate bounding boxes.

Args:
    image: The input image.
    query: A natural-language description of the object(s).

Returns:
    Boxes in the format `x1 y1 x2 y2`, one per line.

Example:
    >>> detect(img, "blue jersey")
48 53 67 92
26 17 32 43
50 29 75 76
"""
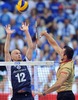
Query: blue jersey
0 13 11 26
49 2 61 15
36 2 45 14
6 57 31 94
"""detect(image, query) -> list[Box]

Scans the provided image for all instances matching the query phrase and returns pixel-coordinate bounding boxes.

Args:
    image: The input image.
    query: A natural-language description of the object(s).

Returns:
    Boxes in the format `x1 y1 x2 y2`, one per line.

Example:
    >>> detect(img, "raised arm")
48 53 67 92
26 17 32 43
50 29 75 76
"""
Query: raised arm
4 25 15 61
40 31 63 57
20 23 33 60
38 71 70 96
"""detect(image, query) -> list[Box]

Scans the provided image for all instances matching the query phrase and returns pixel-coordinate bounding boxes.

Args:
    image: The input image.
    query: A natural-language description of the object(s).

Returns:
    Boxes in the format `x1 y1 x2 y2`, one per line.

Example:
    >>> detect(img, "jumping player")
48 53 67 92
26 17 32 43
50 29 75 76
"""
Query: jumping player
38 31 75 100
4 23 34 100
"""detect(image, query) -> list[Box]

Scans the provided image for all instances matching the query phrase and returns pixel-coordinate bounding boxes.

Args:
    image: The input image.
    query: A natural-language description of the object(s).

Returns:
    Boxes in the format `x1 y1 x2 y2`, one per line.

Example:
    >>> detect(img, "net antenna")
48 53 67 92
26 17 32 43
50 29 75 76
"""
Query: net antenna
34 21 39 100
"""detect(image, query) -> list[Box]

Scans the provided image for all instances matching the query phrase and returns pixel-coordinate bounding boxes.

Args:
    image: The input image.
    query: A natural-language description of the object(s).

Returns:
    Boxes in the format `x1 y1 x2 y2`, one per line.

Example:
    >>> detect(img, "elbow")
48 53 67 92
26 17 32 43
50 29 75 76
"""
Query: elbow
58 84 61 88
4 48 9 54
4 48 8 53
29 43 33 49
57 83 62 89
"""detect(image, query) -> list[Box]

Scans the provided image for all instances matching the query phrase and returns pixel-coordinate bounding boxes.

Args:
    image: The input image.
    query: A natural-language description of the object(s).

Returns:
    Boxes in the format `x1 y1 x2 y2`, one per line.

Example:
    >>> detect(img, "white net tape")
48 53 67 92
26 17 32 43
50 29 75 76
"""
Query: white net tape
0 61 54 66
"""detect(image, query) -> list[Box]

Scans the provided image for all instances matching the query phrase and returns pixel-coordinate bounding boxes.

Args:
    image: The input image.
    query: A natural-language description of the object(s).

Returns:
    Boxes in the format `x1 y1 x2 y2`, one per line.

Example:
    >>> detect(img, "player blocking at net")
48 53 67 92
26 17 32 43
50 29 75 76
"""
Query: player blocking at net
38 31 75 100
4 23 34 100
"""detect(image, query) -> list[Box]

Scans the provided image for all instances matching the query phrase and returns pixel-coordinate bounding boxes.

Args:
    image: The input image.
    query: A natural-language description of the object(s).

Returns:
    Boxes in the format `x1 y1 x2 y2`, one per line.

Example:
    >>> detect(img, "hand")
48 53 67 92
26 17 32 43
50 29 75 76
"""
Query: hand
20 22 29 32
35 92 43 96
40 30 47 37
38 92 43 96
5 25 15 34
32 91 43 96
32 91 38 96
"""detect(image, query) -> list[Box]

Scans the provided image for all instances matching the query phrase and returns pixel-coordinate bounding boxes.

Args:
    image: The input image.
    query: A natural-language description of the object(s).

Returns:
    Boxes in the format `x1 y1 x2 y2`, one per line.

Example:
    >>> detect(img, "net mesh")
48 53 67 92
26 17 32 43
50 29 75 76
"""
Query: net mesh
0 61 77 100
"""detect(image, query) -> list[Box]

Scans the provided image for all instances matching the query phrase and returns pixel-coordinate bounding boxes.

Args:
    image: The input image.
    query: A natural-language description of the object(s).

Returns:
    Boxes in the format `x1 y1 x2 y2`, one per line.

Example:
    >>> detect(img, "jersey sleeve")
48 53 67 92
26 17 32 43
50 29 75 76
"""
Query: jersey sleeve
60 63 71 75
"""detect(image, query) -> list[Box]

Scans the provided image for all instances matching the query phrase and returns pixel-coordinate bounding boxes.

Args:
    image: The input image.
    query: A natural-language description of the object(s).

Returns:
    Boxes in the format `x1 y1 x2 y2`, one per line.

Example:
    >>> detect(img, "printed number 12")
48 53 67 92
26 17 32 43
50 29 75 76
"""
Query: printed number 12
15 73 26 83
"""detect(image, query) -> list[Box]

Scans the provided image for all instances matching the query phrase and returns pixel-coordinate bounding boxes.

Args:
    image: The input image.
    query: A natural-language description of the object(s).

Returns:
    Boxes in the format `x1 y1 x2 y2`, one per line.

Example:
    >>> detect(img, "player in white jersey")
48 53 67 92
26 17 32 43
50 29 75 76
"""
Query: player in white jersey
4 23 34 100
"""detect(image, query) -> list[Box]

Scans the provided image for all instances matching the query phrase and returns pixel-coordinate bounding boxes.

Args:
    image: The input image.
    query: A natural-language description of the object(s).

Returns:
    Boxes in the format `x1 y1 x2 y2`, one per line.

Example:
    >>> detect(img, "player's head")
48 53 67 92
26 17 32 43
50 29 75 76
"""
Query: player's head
11 49 22 61
62 46 74 61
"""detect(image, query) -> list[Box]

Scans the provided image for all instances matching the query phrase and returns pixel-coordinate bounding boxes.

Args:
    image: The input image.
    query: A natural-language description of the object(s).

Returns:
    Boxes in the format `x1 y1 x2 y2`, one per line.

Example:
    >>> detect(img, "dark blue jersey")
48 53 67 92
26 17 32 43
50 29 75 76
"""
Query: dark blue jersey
10 57 31 94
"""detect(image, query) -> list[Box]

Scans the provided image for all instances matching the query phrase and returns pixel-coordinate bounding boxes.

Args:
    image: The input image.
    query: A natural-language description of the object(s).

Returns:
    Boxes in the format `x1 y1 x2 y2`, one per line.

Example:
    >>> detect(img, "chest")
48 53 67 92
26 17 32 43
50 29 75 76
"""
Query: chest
11 65 28 76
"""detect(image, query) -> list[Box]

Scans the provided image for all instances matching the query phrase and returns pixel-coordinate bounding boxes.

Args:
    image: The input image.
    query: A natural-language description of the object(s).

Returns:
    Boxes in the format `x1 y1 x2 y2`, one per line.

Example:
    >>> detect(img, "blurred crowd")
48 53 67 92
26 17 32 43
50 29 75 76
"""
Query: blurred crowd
0 0 78 96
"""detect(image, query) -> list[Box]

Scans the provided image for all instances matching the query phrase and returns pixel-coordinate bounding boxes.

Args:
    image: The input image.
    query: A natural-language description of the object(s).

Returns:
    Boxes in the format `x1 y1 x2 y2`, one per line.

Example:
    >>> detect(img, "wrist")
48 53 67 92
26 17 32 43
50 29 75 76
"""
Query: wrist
24 30 28 33
43 31 48 36
7 34 11 37
42 92 46 96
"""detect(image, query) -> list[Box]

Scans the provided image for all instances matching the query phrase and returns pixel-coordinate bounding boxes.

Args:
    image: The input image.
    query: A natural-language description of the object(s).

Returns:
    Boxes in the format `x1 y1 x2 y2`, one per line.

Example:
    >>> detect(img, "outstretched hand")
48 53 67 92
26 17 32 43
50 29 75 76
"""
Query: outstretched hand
33 91 43 96
40 30 47 37
20 22 29 31
5 25 15 34
37 92 43 96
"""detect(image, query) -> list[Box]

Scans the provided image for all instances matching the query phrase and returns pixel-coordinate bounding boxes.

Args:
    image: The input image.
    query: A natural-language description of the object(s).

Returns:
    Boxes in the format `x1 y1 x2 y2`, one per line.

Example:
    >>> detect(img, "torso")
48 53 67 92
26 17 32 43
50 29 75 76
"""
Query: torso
56 60 74 92
6 57 31 94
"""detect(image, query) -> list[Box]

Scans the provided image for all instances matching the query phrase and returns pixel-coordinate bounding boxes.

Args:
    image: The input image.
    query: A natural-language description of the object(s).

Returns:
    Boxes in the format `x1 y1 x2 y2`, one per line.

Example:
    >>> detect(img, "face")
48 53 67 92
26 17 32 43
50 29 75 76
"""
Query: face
58 9 63 14
48 74 52 82
44 84 49 91
44 44 49 52
44 8 48 14
64 19 69 25
72 41 78 49
61 48 67 61
31 8 37 16
11 49 22 61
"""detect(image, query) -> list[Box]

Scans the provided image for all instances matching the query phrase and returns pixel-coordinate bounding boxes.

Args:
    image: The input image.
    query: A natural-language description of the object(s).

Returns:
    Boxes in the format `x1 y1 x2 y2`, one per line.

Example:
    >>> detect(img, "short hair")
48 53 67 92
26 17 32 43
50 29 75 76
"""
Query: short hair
64 46 74 60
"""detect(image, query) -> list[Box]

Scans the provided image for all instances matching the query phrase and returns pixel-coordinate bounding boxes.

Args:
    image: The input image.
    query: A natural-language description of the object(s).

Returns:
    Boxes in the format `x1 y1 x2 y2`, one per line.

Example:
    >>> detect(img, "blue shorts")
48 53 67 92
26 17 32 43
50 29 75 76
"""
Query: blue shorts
11 92 34 100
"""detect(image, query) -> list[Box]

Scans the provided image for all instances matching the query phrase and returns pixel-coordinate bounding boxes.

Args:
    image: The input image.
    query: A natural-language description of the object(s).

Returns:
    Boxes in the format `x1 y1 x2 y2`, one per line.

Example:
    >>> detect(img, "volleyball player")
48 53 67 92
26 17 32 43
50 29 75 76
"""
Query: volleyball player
38 31 75 100
4 23 34 100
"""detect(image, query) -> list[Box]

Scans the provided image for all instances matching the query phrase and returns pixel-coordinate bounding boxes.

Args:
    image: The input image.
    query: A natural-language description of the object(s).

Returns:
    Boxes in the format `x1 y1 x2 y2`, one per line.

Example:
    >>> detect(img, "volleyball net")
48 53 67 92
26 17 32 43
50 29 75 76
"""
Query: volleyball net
0 61 78 100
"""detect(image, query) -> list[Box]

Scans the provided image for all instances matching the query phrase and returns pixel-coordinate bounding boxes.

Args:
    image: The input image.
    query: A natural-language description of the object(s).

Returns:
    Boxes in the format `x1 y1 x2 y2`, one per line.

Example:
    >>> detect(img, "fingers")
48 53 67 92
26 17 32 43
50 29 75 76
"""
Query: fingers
20 23 25 30
20 22 29 31
24 22 26 26
40 30 47 37
20 22 25 30
22 22 29 26
24 22 29 26
22 24 24 28
8 24 11 29
4 24 15 34
22 22 24 26
21 21 29 30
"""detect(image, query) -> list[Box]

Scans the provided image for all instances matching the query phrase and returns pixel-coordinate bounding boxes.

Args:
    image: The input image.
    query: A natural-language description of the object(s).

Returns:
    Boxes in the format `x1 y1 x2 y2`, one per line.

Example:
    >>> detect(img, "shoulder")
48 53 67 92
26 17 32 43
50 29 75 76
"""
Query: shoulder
61 60 74 72
66 60 74 67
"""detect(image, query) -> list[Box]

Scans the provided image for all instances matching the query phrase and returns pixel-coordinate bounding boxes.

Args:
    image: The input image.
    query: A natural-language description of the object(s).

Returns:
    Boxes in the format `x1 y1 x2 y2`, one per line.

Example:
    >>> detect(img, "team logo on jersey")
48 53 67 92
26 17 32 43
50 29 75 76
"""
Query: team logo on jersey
16 65 21 69
14 62 20 65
